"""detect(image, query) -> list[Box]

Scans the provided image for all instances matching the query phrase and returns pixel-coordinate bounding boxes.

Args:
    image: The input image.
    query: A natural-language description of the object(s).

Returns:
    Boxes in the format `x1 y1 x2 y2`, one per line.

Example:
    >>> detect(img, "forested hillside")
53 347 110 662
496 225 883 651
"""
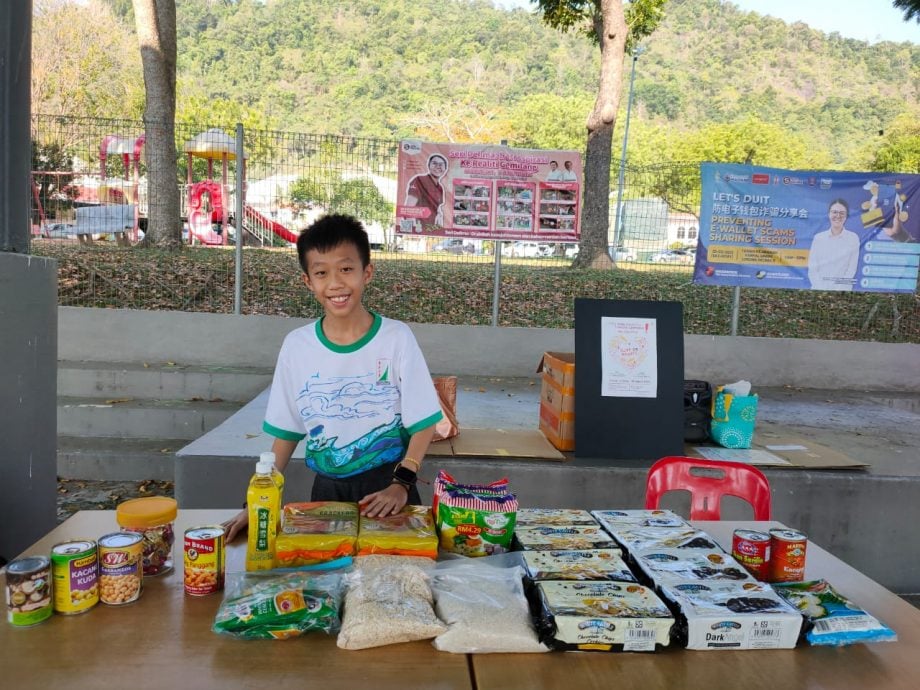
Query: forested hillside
69 0 920 170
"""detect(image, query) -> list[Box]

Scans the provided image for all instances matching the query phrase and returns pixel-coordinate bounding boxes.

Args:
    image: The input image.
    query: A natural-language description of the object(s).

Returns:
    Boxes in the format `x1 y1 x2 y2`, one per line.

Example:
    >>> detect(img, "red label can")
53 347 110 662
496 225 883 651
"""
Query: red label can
768 528 808 582
184 527 225 596
731 529 771 580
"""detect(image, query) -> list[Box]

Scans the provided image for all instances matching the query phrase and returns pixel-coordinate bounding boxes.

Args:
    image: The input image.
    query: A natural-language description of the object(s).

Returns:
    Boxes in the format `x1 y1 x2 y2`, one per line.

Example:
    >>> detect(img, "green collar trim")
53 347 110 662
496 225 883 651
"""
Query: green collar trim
315 312 381 353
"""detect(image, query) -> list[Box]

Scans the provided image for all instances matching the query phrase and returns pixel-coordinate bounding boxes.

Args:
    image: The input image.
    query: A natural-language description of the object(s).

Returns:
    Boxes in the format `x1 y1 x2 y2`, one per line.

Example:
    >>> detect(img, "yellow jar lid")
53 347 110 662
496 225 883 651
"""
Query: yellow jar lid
116 496 177 528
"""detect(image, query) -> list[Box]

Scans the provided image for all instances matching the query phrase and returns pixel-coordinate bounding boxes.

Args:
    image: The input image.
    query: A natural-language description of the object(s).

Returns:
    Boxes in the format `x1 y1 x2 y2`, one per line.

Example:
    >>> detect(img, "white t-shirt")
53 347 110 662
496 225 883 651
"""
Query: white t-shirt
807 228 860 291
263 313 443 478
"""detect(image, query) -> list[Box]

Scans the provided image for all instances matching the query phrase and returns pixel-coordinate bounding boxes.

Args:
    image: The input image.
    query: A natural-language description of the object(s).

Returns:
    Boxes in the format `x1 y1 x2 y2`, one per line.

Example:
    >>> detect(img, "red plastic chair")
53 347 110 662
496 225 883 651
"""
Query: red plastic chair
645 456 772 520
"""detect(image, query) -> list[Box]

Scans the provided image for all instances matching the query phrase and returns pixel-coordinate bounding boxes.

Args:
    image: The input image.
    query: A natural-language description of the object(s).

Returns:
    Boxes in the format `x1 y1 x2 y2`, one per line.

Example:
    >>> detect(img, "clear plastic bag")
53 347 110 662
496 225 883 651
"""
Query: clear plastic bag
212 568 346 640
337 555 446 650
431 557 548 654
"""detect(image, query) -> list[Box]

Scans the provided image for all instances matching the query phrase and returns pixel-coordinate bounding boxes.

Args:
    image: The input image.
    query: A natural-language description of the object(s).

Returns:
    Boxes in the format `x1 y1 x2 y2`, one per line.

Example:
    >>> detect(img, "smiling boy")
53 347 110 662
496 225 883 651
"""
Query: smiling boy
223 214 442 541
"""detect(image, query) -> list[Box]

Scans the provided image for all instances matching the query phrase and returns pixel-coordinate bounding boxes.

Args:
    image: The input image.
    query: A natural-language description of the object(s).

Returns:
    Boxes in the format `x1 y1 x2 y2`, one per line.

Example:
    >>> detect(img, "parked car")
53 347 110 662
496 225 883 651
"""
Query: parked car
609 246 637 262
501 241 544 258
433 238 475 254
650 248 694 264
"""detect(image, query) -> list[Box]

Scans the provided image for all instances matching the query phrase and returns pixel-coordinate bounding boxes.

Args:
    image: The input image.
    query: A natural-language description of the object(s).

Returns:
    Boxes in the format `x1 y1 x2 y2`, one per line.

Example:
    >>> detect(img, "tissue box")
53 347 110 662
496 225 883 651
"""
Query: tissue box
710 384 758 449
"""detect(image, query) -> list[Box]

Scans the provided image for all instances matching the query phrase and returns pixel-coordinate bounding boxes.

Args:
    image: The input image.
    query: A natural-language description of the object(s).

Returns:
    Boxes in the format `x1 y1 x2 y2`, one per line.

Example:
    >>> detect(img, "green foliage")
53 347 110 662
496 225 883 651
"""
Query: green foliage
870 111 920 172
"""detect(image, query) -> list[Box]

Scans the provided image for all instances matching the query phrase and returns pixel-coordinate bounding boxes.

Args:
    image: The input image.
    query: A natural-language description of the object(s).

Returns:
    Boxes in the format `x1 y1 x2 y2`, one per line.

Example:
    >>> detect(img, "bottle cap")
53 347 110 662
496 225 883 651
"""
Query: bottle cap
260 451 275 465
255 457 273 474
116 496 177 528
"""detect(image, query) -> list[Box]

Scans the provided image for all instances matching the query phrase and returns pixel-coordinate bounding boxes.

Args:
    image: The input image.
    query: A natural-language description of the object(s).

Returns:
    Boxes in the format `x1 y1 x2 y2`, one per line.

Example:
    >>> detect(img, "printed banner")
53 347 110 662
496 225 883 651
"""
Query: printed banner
695 163 920 293
395 140 582 242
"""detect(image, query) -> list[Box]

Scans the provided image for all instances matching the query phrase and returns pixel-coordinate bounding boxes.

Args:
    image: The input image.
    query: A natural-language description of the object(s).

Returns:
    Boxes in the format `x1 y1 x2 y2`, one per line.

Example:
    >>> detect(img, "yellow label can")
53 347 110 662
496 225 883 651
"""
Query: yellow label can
51 540 99 614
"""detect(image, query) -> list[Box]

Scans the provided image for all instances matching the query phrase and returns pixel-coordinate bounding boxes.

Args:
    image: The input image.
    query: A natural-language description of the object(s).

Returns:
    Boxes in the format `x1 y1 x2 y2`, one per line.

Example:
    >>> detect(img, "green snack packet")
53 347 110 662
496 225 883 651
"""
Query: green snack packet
212 571 344 640
436 488 518 557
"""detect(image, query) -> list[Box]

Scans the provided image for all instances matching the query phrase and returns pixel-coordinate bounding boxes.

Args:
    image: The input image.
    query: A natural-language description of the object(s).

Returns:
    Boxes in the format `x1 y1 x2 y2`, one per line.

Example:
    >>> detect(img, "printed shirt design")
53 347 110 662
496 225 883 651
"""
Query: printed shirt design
263 314 442 478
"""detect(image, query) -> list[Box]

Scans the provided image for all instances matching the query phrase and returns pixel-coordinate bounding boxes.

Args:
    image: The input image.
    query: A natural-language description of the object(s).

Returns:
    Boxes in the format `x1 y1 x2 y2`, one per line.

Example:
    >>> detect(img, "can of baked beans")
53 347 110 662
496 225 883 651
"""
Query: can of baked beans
768 528 808 582
6 556 53 627
731 529 771 580
51 540 99 614
183 526 225 596
98 532 144 605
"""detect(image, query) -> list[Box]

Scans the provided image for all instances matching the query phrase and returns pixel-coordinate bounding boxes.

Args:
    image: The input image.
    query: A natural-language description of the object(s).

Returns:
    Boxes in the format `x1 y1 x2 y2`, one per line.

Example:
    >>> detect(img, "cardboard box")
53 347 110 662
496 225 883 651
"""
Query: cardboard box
537 352 575 451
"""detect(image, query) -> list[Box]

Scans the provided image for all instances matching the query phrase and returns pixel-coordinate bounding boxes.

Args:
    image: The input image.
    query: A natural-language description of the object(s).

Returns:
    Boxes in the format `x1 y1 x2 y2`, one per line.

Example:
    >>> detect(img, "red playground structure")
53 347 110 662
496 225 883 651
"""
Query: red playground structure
183 129 246 246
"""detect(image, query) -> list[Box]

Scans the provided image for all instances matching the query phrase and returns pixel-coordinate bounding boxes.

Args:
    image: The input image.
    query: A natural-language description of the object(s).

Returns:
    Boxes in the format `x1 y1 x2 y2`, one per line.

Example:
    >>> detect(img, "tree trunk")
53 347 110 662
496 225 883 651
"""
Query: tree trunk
133 0 181 249
572 1 628 269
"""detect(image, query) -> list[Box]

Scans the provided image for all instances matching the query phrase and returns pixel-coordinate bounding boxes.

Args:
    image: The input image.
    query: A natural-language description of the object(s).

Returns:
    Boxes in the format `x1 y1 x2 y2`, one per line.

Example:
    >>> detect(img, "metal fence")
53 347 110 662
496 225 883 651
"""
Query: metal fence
29 114 919 343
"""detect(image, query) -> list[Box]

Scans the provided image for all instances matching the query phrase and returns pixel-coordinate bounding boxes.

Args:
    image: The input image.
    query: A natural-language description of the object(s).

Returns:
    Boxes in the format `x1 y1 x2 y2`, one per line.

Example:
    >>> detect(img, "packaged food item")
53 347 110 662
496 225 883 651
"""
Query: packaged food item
437 488 518 557
772 579 898 646
275 502 358 567
116 496 177 576
768 528 808 582
337 555 446 650
212 570 345 640
98 532 144 605
601 526 718 553
731 529 771 580
431 470 509 520
533 580 674 652
516 508 598 527
659 580 803 650
357 505 437 558
522 549 634 582
431 563 547 654
184 526 226 596
6 556 52 627
634 548 755 585
592 509 689 530
246 454 282 571
515 526 618 552
51 540 99 614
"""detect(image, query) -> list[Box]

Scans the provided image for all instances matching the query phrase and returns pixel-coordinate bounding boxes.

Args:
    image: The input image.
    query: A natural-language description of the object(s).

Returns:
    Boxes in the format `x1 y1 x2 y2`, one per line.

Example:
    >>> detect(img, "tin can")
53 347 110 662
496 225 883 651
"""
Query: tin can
731 529 771 580
98 532 144 605
6 556 53 627
184 526 225 596
768 528 808 582
51 540 99 614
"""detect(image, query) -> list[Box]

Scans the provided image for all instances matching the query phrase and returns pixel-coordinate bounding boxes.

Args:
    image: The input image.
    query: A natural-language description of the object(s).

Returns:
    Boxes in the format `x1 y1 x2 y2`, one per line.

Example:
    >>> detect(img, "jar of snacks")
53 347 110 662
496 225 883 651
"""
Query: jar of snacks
116 496 178 576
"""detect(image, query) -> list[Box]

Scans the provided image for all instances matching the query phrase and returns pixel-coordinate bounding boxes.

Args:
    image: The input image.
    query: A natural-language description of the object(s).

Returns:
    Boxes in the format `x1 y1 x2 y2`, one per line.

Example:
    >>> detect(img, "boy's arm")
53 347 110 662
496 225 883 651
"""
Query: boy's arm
221 438 299 543
359 424 436 518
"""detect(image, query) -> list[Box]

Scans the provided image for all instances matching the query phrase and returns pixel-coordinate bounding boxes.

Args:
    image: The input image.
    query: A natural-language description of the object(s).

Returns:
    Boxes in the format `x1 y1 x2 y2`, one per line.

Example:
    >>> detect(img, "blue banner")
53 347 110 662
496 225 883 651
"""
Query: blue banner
695 164 920 293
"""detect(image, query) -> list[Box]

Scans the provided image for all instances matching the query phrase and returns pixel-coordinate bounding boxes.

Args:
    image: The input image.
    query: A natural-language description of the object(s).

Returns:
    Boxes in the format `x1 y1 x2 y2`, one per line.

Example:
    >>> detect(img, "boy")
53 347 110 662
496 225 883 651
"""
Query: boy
223 214 442 542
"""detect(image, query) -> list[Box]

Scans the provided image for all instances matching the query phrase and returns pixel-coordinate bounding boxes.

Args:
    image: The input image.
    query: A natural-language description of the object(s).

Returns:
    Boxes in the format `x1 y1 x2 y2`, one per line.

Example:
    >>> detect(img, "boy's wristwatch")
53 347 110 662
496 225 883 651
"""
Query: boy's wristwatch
392 464 417 491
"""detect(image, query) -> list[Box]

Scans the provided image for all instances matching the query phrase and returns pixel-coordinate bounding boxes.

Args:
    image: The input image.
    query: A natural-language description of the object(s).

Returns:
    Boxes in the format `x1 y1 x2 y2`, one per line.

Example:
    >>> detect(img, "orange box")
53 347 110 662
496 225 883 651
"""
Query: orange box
536 352 575 451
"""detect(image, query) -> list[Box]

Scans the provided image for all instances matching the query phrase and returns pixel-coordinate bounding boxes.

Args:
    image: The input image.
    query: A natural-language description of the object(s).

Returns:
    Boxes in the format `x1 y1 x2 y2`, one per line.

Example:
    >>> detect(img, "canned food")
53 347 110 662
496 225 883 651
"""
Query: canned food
51 540 99 614
184 526 225 596
6 556 53 627
98 532 144 605
768 528 808 583
731 529 771 580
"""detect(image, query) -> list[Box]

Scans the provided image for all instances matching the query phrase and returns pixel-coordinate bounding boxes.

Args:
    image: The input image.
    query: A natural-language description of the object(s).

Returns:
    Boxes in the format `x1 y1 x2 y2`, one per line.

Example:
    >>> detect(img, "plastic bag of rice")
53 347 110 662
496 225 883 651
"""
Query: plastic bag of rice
431 560 548 654
337 555 446 650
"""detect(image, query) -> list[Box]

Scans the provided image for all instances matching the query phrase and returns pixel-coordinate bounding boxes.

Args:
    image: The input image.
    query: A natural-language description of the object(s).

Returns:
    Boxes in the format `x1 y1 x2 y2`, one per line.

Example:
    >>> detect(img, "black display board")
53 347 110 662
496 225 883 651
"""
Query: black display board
574 299 685 461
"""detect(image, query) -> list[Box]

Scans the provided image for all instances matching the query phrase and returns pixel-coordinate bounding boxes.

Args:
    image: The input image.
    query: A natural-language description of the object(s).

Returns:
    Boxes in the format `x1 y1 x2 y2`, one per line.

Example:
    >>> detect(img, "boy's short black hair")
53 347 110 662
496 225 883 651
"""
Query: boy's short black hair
296 214 371 273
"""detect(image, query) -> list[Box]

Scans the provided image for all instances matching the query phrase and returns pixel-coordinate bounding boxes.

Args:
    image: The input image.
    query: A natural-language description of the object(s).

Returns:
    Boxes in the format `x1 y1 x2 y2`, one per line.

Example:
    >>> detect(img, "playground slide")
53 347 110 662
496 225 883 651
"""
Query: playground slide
243 205 298 244
188 209 225 245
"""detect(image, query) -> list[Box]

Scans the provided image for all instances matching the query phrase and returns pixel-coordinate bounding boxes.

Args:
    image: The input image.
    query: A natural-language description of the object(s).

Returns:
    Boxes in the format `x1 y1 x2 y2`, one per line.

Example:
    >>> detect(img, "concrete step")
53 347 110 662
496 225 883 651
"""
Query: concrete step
58 396 242 440
57 437 184 481
58 361 272 402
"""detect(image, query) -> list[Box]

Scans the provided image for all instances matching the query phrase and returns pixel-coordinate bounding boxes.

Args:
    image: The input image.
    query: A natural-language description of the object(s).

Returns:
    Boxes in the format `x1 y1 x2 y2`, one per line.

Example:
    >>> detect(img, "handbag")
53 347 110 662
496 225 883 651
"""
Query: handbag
431 376 460 442
710 385 758 449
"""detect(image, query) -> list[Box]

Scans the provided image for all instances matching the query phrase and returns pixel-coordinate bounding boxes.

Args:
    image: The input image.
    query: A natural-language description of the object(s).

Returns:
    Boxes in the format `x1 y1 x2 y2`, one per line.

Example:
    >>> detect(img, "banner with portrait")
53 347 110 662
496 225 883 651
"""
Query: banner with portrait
395 140 582 242
695 163 920 293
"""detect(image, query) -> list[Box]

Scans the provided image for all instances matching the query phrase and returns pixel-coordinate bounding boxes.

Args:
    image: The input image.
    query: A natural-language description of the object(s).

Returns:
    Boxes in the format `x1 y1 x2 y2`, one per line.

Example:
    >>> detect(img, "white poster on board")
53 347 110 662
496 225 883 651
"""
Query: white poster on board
601 317 658 398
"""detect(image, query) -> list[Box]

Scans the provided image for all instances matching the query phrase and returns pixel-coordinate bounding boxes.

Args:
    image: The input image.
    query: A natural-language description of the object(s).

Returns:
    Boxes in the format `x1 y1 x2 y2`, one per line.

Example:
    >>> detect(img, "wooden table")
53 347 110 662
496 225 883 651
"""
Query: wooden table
471 521 920 690
4 514 920 690
0 510 472 690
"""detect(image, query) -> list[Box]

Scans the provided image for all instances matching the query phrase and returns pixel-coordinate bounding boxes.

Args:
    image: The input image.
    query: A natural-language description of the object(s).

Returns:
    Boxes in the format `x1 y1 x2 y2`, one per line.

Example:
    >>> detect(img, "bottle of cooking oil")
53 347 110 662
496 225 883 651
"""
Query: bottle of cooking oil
246 454 281 571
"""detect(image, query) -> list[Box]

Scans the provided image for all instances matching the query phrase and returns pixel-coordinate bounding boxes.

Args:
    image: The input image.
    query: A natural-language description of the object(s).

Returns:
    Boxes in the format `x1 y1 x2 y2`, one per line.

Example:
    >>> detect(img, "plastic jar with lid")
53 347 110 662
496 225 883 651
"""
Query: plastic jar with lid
116 496 178 576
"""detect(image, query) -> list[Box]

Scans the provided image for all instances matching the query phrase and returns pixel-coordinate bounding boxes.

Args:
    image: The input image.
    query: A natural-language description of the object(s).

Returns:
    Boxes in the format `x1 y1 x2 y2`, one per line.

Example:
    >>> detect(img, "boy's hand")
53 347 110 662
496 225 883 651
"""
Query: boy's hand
221 509 249 543
359 483 409 518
